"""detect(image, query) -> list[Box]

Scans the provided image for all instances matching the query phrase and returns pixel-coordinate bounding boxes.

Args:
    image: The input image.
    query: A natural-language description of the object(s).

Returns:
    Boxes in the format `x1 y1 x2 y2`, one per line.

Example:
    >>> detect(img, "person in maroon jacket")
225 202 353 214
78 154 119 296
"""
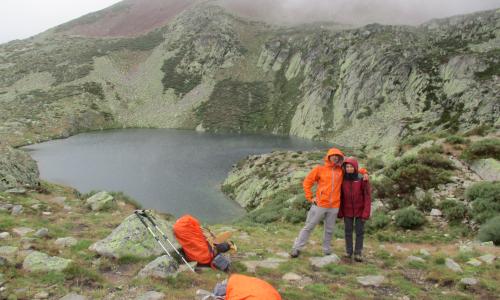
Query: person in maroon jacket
338 157 371 262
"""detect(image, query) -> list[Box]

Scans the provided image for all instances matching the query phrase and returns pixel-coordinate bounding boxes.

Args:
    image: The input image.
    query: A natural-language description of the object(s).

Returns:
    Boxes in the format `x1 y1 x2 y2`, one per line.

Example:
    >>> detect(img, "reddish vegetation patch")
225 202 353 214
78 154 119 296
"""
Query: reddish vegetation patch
67 0 197 37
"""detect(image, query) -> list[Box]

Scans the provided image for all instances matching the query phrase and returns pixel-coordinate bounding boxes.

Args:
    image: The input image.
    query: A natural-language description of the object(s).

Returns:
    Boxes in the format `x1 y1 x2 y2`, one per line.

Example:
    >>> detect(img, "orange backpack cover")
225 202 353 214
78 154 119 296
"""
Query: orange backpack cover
173 215 213 264
226 274 282 300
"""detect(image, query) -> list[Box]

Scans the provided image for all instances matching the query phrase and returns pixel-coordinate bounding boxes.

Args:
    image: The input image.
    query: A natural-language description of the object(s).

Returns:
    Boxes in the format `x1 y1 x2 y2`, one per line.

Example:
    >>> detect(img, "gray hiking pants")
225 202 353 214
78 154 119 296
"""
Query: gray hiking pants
292 205 339 253
344 217 365 255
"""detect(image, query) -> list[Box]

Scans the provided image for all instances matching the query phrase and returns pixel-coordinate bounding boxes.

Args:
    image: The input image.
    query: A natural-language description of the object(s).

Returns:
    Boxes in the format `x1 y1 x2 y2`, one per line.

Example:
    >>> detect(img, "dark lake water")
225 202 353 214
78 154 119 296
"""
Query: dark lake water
23 129 328 223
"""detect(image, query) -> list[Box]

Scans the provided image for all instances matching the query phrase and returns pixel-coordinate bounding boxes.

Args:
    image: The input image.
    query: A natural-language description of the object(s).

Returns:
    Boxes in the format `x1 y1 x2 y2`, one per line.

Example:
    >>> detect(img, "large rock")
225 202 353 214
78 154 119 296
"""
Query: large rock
0 246 18 264
470 158 500 181
86 191 115 211
55 237 78 248
0 146 39 192
357 275 385 287
445 258 463 273
137 255 179 279
478 254 496 264
89 212 179 259
23 251 71 272
135 291 165 300
12 227 34 237
59 293 87 300
309 254 340 268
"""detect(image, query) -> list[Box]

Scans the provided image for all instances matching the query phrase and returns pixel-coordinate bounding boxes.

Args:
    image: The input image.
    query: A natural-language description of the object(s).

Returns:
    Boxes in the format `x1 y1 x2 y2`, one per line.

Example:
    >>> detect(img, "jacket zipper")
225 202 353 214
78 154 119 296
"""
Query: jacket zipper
350 181 355 217
330 167 334 208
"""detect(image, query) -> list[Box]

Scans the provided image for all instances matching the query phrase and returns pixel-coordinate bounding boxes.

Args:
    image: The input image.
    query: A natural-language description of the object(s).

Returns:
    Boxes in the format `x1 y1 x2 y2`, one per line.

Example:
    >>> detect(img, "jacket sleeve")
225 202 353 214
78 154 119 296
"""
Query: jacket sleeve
338 182 344 218
303 167 319 202
361 179 372 219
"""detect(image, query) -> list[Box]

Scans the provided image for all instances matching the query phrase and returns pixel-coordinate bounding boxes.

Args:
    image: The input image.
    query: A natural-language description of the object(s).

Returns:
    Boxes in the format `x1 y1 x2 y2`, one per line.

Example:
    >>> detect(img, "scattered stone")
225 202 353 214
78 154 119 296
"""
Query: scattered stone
178 262 197 273
59 293 87 300
282 272 302 282
467 258 482 267
11 205 23 215
480 241 494 247
396 245 409 252
459 245 473 253
31 204 41 210
357 275 385 287
137 255 178 279
430 209 442 217
6 188 27 194
445 258 463 273
242 258 287 273
419 249 430 257
0 246 17 264
460 277 478 286
42 212 52 216
0 232 10 240
22 251 71 272
52 196 66 206
89 212 179 259
34 291 49 299
12 227 34 237
275 252 289 258
309 254 340 268
478 254 496 264
407 256 425 263
35 228 49 238
195 290 216 300
135 291 165 300
414 187 426 201
55 237 77 248
86 191 115 211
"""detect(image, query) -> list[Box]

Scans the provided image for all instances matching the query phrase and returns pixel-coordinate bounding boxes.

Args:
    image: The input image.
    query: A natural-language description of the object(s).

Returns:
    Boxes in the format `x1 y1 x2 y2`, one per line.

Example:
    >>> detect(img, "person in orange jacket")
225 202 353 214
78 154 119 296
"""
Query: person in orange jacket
290 148 367 258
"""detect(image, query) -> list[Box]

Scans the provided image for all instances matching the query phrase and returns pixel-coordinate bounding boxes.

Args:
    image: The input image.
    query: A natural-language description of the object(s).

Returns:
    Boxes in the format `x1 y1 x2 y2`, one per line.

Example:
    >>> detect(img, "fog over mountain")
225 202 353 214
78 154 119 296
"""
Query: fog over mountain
217 0 500 25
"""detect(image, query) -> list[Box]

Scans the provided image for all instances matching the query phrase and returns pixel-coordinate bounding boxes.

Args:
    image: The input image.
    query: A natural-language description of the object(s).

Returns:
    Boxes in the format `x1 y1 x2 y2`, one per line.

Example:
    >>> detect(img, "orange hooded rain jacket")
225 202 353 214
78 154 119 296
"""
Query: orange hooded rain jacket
303 148 345 209
226 274 282 300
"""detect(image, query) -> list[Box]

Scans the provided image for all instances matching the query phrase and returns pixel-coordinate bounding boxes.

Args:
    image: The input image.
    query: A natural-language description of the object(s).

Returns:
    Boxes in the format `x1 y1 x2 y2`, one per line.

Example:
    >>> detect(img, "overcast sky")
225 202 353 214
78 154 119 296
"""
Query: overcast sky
1 0 500 44
0 0 122 44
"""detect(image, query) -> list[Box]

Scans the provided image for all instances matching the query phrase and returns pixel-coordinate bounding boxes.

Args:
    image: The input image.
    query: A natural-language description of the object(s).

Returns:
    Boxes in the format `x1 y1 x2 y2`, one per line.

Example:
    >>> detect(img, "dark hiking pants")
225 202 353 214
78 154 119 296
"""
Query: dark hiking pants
344 217 365 256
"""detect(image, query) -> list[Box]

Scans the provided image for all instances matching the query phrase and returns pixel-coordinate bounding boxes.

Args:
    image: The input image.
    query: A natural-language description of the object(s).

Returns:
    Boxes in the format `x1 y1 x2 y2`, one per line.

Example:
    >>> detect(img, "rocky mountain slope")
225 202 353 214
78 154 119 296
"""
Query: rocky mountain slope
0 2 498 157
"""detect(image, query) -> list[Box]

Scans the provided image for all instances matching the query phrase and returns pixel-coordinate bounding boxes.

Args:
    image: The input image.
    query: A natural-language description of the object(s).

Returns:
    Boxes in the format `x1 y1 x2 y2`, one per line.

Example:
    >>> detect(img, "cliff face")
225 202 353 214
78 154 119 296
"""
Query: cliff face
0 3 498 151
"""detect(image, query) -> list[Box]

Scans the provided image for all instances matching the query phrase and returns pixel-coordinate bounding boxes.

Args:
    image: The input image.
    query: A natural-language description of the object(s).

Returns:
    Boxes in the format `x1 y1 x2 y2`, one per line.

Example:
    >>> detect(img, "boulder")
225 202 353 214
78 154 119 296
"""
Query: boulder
445 258 463 273
0 232 10 240
11 205 23 215
430 209 442 217
86 191 115 211
35 228 49 238
407 256 425 263
470 158 500 181
55 237 77 248
89 212 179 259
12 227 34 237
357 275 385 287
137 255 179 279
22 251 71 272
135 291 165 300
34 291 50 299
309 254 340 268
59 293 87 300
0 246 18 264
467 258 482 267
0 146 39 192
478 254 496 264
460 277 478 286
282 272 302 282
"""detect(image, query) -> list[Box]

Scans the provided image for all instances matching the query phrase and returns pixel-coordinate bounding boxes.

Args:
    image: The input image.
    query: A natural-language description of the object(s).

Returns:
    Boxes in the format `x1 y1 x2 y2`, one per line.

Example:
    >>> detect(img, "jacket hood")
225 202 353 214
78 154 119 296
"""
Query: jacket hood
343 157 359 173
324 148 344 165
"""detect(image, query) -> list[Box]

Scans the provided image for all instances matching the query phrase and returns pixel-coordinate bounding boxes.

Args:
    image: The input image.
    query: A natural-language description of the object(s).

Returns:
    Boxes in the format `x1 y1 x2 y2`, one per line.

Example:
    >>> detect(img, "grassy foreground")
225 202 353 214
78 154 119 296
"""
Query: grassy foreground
0 182 499 300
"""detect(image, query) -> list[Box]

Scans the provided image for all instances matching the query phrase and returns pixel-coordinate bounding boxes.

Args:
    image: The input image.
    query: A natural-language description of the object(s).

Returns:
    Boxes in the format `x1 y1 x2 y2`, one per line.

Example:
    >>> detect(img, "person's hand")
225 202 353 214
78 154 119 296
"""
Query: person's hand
363 173 369 181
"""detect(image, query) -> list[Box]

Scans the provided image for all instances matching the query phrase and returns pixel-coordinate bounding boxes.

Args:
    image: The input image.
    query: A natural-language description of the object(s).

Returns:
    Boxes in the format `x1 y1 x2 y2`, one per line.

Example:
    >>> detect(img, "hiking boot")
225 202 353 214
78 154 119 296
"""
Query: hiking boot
344 254 353 261
354 254 363 262
290 249 300 258
324 251 332 256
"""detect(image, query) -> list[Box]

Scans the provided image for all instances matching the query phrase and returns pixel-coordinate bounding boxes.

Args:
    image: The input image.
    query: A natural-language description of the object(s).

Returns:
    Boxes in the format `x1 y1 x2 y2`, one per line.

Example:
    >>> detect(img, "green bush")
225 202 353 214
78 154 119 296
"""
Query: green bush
477 215 500 245
366 156 385 171
391 163 450 194
466 182 500 224
439 199 468 224
418 153 455 170
245 191 291 224
445 135 469 144
401 134 433 147
366 211 391 232
417 193 435 213
461 139 500 161
395 207 426 229
418 145 444 154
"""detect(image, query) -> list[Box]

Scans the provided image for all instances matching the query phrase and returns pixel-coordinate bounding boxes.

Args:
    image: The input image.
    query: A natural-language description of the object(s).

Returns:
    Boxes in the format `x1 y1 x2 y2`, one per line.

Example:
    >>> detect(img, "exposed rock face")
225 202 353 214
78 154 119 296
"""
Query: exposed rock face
0 4 497 151
89 212 179 259
0 146 39 191
22 251 72 272
470 158 500 181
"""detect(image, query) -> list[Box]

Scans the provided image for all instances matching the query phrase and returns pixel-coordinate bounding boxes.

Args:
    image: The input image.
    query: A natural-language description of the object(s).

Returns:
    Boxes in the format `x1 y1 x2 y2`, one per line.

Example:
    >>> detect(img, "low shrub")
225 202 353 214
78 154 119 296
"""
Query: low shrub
445 135 469 145
366 211 391 232
401 134 433 147
477 215 500 245
466 181 500 224
417 193 435 213
439 199 468 224
366 156 385 172
395 207 425 229
461 139 500 161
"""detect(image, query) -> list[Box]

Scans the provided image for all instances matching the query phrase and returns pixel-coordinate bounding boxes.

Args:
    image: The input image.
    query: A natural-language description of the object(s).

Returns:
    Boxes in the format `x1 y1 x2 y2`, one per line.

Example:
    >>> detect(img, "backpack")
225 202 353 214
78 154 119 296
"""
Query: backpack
173 215 232 270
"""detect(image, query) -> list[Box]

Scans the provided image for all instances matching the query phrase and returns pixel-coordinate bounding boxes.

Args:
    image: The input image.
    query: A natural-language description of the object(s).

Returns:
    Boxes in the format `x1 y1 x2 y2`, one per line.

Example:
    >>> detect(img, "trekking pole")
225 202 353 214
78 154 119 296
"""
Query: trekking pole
137 210 196 273
134 211 173 258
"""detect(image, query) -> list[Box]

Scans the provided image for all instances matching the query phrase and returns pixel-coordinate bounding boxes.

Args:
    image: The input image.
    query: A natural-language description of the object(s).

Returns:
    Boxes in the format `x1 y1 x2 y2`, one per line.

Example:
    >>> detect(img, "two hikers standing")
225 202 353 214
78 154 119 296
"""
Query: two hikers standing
290 148 371 261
